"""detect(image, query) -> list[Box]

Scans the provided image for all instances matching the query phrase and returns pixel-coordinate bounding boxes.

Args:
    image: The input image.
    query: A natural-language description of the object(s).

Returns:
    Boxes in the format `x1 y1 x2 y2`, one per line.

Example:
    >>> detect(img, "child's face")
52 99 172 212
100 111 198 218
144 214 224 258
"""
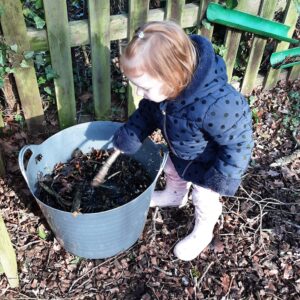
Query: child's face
127 73 167 103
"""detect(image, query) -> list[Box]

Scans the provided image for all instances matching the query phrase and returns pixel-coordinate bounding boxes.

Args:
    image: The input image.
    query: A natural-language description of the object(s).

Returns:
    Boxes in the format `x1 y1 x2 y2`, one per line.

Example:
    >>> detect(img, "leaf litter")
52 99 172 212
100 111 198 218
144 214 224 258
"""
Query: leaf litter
0 79 300 299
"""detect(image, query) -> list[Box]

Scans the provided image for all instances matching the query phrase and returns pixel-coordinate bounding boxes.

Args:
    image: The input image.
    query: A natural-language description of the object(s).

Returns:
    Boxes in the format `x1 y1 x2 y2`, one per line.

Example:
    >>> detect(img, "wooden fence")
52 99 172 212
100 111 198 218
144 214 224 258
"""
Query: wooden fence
0 0 299 133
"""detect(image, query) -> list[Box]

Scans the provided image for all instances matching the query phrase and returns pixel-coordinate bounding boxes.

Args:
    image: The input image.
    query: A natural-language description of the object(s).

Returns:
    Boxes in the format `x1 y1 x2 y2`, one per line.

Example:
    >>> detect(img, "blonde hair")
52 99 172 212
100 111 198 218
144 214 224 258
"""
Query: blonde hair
120 21 197 99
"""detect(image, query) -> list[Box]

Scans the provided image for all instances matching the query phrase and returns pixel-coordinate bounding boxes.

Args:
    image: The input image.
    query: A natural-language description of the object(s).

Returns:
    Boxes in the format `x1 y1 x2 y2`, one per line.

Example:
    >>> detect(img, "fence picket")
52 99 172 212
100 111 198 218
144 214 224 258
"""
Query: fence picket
198 0 217 40
43 0 76 129
88 0 111 120
127 0 149 115
165 0 185 24
264 0 298 90
241 0 276 95
0 0 44 132
289 65 300 82
223 0 261 82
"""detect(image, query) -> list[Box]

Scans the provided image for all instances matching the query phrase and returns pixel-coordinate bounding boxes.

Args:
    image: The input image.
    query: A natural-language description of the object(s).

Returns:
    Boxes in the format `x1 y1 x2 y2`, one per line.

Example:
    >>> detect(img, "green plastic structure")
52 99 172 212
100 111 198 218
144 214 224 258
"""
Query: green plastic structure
270 47 300 69
206 3 299 44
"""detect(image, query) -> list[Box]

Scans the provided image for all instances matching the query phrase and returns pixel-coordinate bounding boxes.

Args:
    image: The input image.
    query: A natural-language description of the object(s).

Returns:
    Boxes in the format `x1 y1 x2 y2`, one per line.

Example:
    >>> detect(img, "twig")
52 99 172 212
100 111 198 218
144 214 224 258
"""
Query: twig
270 149 300 167
197 261 214 287
224 274 235 299
68 257 115 293
91 149 121 187
39 181 72 207
71 187 81 213
18 239 49 250
283 220 300 229
150 207 159 246
153 266 173 276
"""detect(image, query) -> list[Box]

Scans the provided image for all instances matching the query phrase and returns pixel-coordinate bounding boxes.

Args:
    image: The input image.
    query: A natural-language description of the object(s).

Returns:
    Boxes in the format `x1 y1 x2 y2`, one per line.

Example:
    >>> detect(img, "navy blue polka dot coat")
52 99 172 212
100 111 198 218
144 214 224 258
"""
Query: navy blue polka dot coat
113 35 254 196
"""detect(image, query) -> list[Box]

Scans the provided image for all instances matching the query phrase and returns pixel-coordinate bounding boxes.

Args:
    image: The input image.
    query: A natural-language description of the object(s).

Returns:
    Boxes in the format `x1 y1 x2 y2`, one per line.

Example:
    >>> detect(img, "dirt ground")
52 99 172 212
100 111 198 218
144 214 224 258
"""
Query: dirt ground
0 79 299 299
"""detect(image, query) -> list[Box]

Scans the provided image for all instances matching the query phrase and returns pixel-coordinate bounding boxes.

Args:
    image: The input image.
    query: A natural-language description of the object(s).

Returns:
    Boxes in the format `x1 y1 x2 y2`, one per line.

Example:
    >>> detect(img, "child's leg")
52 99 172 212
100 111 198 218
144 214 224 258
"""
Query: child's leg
173 185 222 261
150 157 191 208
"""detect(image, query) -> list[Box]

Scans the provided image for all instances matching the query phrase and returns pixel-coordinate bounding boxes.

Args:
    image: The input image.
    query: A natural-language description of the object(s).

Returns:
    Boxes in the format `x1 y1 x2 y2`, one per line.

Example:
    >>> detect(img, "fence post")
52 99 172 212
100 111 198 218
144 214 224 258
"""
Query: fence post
0 214 19 288
223 0 261 82
43 0 77 129
288 65 300 82
263 0 298 90
197 0 217 40
241 0 276 94
0 0 44 132
127 0 149 115
165 0 185 24
88 0 111 120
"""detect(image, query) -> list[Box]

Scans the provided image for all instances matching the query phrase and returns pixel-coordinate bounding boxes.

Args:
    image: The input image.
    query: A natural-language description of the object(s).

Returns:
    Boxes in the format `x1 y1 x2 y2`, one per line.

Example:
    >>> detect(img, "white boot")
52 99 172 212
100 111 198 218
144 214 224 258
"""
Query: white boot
173 185 222 261
150 157 191 208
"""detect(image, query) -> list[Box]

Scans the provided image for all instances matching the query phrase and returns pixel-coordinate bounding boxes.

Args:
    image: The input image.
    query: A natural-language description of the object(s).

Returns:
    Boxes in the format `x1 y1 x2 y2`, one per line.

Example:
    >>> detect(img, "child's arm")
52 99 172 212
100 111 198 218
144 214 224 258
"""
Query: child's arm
112 99 157 154
201 95 254 196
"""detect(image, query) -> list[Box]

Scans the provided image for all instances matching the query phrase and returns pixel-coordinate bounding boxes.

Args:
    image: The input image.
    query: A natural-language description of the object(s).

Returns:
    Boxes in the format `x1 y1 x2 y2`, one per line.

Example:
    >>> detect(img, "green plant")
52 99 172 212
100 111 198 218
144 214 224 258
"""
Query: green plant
22 0 45 29
213 43 227 57
283 91 300 139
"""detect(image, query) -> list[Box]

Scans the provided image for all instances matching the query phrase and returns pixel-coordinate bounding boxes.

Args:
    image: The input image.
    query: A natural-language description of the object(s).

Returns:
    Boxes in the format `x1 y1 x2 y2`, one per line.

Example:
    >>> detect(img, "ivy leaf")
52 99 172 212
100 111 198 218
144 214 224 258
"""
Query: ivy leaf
20 59 30 68
37 226 47 240
45 65 58 80
44 86 52 95
202 19 212 30
34 15 45 29
0 50 6 66
10 44 18 53
5 67 15 74
0 78 4 89
38 76 46 85
24 51 34 60
226 0 238 9
34 54 45 69
35 0 43 9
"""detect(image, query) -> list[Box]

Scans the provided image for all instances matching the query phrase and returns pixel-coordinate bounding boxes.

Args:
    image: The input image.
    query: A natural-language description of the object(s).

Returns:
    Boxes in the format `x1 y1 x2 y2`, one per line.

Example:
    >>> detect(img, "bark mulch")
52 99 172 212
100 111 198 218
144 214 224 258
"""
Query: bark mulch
0 80 300 299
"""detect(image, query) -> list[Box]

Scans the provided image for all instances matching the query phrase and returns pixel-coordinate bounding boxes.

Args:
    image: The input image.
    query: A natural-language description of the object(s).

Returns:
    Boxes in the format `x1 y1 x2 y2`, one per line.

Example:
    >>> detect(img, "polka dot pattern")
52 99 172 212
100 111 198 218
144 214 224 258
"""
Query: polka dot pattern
114 35 253 196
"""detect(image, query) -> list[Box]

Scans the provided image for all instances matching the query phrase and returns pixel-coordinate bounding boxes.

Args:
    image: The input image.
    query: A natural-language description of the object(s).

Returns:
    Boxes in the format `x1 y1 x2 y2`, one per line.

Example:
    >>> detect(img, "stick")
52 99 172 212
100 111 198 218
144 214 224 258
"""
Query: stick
39 181 72 207
91 149 121 187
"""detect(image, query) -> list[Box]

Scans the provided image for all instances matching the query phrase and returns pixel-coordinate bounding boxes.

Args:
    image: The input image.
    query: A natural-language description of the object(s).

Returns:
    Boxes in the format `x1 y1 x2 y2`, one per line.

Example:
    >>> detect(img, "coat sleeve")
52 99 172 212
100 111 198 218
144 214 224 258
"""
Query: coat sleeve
201 94 254 196
112 99 157 154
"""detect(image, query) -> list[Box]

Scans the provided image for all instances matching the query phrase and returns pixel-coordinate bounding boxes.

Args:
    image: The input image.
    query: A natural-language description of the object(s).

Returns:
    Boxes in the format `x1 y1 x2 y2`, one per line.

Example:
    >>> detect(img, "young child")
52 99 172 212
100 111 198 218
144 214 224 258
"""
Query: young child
112 21 254 261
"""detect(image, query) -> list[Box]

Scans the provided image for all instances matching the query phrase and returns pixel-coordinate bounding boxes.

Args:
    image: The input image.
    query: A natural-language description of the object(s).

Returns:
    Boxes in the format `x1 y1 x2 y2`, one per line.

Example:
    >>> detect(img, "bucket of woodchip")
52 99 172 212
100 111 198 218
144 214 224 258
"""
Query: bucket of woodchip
18 121 167 259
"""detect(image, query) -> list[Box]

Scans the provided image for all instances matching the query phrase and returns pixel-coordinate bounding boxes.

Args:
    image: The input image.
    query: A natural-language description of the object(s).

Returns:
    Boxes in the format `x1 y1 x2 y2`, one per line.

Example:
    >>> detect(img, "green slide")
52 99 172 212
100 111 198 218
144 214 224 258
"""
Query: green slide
206 3 299 44
270 47 300 69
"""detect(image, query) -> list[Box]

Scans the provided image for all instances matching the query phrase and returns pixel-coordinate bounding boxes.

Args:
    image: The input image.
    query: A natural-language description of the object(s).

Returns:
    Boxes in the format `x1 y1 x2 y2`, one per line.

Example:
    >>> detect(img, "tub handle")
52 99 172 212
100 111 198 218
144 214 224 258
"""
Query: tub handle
18 145 40 186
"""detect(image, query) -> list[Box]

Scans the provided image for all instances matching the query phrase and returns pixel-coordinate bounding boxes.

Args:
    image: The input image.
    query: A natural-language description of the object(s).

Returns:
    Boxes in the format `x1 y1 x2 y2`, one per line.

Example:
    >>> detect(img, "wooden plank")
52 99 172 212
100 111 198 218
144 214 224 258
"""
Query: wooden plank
127 0 149 115
165 0 185 24
223 0 261 82
0 214 19 288
27 4 200 51
0 0 44 132
0 112 4 176
198 0 217 40
288 65 300 82
241 0 276 95
88 0 111 120
43 0 76 129
264 0 298 90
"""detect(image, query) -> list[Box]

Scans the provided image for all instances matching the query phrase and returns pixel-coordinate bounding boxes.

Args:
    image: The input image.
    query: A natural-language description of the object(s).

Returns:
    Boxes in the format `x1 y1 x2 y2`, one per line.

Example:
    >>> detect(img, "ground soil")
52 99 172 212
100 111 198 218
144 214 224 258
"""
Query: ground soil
0 79 299 299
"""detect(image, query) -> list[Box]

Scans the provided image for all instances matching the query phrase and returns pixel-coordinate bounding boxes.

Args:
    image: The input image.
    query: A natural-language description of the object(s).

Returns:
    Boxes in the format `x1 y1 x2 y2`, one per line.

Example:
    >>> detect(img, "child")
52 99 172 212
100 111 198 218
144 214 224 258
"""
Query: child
112 21 254 261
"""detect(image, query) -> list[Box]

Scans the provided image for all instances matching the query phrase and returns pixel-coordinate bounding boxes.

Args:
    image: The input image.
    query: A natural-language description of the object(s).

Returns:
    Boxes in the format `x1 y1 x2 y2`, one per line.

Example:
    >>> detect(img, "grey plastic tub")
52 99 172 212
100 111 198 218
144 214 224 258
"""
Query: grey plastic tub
18 121 167 259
